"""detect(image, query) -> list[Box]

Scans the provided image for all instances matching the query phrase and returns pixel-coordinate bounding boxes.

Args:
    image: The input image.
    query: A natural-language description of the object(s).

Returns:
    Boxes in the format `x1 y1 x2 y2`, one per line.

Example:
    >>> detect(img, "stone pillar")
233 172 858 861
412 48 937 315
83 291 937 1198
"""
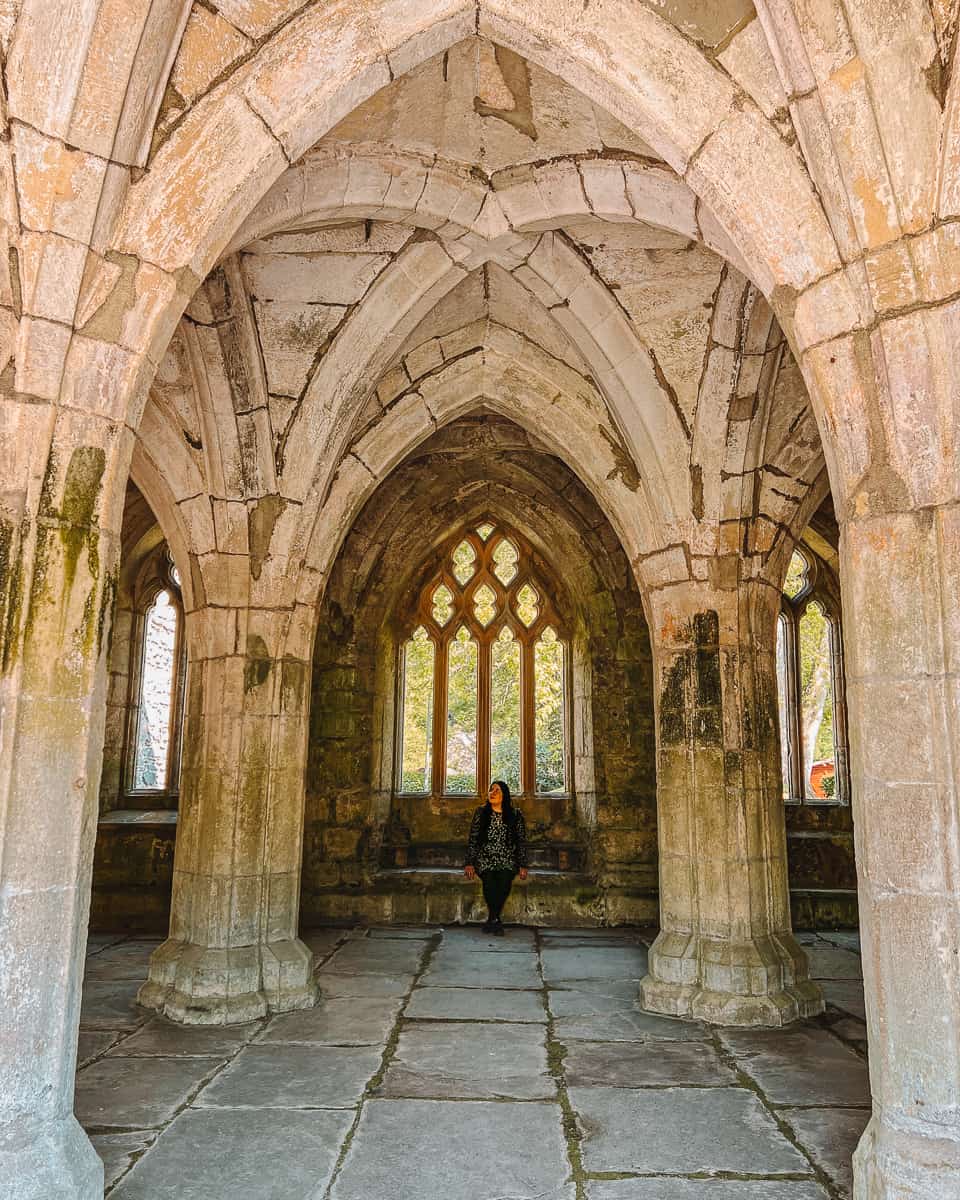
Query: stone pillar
0 432 116 1198
640 578 823 1026
841 509 960 1198
139 608 317 1024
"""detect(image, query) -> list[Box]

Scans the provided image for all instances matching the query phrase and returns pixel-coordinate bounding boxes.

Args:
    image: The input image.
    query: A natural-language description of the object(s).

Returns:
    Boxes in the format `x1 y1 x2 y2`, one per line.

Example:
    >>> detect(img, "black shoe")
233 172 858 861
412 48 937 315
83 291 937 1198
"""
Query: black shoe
492 920 505 937
481 919 494 933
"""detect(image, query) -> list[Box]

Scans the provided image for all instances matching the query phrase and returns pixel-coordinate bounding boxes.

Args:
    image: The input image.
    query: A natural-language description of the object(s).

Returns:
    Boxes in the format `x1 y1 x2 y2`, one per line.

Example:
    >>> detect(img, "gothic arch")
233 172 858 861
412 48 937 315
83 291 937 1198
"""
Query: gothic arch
296 330 665 614
101 0 841 404
281 238 691 543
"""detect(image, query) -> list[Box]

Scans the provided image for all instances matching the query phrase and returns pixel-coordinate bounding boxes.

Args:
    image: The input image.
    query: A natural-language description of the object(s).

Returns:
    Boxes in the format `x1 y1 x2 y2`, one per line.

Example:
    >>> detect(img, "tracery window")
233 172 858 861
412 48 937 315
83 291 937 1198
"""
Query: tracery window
127 557 186 796
775 547 849 804
397 521 569 797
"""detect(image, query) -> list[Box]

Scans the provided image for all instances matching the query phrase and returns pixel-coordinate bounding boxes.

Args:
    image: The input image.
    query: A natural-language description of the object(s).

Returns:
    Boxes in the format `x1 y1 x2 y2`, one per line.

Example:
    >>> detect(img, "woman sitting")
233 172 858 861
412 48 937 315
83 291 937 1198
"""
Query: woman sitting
463 780 529 935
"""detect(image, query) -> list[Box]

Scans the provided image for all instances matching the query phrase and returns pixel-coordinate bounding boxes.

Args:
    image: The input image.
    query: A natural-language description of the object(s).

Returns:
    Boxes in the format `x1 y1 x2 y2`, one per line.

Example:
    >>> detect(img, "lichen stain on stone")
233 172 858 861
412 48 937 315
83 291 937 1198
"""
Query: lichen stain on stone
852 175 897 248
659 654 688 744
249 494 285 581
694 643 722 708
281 657 307 712
97 567 119 658
59 446 107 601
78 252 140 343
24 446 107 666
599 424 642 491
473 45 539 141
244 633 273 692
692 610 719 650
833 54 866 93
0 515 25 673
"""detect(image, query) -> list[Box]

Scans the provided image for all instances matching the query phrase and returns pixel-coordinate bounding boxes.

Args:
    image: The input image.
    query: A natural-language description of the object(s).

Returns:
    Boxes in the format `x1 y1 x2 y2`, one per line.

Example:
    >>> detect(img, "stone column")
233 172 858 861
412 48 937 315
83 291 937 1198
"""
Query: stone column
639 577 823 1026
0 432 116 1198
139 607 318 1024
841 508 960 1198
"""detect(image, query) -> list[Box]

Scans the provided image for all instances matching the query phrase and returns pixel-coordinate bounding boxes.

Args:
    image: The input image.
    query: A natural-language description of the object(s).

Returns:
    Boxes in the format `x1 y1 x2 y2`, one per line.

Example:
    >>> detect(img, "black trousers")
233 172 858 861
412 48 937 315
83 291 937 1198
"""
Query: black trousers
480 868 514 920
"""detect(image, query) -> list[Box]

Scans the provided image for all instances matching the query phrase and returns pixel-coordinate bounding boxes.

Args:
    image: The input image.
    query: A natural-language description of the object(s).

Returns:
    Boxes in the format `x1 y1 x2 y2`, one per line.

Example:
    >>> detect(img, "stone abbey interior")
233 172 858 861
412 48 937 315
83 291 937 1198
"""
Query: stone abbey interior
1 3 958 1198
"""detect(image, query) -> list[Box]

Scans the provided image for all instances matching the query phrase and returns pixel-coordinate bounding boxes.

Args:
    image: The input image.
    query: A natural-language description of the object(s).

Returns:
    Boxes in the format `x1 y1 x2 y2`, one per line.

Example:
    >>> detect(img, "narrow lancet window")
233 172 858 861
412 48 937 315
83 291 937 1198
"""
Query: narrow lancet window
777 545 847 804
399 627 435 793
798 602 837 799
133 590 178 790
490 626 521 793
535 627 565 794
446 627 479 793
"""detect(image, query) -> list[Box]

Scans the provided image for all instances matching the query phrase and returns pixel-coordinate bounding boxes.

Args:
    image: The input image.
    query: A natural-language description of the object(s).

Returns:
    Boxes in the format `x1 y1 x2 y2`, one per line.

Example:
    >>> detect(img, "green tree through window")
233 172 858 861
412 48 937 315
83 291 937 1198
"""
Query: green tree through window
396 521 569 797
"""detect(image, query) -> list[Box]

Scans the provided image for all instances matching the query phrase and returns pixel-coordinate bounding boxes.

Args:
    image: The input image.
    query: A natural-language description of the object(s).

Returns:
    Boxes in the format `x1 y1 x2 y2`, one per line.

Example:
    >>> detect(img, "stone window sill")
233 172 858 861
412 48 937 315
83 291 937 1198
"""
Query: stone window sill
99 808 178 826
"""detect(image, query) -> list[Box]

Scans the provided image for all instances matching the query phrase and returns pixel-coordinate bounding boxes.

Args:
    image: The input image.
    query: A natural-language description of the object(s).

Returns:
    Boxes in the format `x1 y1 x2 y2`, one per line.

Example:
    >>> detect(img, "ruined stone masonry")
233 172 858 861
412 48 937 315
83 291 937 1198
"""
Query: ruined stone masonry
1 3 959 1199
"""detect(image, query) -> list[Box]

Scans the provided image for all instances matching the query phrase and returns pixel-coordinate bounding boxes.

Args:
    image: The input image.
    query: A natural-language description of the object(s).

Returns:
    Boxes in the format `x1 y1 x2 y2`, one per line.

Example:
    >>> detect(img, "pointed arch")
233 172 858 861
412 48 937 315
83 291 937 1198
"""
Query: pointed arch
280 237 691 545
111 0 840 368
295 331 672 615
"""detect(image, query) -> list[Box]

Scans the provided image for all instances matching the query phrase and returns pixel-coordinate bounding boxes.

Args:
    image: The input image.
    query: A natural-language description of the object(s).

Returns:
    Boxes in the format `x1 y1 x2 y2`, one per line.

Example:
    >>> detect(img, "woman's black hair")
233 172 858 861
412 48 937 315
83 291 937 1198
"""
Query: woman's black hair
478 780 516 842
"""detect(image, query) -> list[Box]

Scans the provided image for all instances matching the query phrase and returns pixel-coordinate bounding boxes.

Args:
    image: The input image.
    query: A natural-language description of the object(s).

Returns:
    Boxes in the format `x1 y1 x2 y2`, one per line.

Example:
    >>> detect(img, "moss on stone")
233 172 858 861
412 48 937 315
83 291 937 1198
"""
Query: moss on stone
244 633 272 691
0 515 25 673
248 494 285 582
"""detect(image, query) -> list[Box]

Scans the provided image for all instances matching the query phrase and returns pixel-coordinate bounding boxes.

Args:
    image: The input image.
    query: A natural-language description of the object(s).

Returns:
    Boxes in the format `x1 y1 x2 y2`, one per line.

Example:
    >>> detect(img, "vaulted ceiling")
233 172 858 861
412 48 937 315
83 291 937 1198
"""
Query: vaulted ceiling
135 32 828 603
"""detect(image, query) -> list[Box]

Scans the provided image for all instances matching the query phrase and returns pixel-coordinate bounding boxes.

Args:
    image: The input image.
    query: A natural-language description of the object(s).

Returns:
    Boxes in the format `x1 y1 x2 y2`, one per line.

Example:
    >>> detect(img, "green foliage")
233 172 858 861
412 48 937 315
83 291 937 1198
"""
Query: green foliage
399 616 568 796
400 633 435 792
784 550 807 599
491 735 520 792
446 633 477 790
491 636 520 792
799 603 834 755
535 637 564 791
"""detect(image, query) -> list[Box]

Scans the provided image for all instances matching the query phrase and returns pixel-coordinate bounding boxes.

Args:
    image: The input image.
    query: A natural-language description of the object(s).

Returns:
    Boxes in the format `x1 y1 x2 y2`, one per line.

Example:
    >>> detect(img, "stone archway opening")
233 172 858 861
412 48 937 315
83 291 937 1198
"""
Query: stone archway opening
88 480 184 940
15 1 952 1193
302 413 659 929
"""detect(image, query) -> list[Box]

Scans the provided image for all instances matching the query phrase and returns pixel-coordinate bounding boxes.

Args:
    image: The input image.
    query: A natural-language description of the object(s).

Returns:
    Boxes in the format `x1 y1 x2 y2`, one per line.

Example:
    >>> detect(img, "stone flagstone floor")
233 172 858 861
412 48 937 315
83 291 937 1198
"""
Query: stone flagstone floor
77 926 870 1199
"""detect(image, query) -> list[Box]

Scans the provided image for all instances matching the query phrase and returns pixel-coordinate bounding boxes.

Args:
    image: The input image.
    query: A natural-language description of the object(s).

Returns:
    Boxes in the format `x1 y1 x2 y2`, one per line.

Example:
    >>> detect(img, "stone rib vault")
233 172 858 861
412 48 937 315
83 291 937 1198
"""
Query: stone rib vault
0 4 958 1198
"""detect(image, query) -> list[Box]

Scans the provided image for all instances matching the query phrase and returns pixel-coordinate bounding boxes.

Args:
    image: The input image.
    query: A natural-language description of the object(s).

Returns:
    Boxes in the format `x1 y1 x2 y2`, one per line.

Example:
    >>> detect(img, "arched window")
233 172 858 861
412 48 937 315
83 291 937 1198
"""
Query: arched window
397 521 569 797
775 547 849 803
128 559 186 796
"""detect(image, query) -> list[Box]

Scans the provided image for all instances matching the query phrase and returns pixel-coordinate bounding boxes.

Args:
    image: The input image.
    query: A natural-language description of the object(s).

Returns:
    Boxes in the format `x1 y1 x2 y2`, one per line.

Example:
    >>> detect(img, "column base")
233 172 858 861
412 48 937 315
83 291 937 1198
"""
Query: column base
138 937 318 1025
854 1114 960 1199
0 1114 103 1200
640 929 824 1027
